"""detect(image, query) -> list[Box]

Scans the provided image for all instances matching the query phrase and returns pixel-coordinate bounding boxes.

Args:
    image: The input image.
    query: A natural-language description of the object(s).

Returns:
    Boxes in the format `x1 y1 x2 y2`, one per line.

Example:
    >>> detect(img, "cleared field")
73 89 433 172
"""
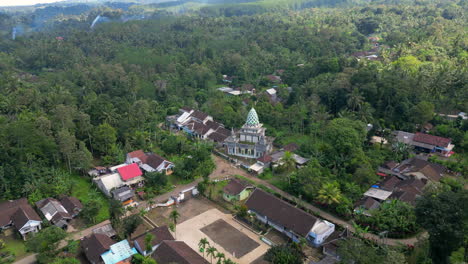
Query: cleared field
201 219 260 258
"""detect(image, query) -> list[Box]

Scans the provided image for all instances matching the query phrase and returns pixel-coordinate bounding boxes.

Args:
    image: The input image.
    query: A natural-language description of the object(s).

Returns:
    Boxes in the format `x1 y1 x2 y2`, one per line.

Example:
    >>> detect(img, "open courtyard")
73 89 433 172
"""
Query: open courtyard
175 208 270 264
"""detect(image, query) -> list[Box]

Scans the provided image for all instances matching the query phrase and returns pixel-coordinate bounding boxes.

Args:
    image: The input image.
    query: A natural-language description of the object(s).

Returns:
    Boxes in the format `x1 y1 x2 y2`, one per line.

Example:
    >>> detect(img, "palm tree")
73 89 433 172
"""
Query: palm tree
198 238 210 258
206 246 217 264
317 182 342 205
169 209 180 239
281 151 296 185
223 259 235 264
347 88 364 112
144 233 154 254
215 252 225 264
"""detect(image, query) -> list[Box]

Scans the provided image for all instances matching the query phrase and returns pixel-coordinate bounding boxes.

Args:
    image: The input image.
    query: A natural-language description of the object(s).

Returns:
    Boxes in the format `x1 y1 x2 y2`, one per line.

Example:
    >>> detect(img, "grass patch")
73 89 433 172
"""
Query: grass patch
70 175 110 224
0 235 28 260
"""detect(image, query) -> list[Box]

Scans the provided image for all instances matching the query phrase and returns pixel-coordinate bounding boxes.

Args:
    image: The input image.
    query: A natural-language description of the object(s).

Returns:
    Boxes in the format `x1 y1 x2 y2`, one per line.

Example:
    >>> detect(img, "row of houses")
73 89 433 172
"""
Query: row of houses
221 179 335 247
91 150 173 205
354 157 446 216
0 196 82 240
81 225 208 264
167 107 231 143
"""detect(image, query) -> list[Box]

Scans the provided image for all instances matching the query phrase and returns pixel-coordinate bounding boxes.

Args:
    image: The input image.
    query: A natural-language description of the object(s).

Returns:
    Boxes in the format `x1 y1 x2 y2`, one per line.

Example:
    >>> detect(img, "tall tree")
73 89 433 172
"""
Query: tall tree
415 190 468 264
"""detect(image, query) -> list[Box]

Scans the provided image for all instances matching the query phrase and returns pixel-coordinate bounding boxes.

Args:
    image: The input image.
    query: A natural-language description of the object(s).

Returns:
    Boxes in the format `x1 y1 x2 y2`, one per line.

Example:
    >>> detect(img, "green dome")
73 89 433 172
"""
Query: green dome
246 108 260 126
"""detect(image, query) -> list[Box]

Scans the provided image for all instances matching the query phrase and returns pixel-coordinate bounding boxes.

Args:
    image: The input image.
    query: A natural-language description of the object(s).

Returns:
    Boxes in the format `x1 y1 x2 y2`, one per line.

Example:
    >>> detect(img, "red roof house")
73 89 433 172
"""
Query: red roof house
117 163 143 181
413 133 451 148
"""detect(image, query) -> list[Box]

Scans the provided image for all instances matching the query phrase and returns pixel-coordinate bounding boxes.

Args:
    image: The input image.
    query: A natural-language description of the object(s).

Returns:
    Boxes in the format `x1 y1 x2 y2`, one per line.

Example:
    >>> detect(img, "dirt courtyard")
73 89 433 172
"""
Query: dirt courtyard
176 208 270 264
210 154 250 179
146 194 230 226
201 219 260 258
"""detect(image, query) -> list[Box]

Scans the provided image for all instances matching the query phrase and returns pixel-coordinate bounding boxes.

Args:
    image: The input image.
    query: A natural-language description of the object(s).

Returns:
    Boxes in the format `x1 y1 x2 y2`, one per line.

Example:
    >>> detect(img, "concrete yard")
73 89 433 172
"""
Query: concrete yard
176 208 270 264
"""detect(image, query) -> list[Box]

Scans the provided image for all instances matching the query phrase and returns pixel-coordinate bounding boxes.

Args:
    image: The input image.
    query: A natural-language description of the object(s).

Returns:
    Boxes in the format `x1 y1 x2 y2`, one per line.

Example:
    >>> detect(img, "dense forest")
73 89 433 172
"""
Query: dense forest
0 0 467 263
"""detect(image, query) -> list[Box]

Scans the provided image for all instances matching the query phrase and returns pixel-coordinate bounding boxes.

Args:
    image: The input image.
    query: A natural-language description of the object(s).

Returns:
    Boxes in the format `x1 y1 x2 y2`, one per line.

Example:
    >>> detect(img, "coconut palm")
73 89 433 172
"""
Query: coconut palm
207 246 217 264
169 209 180 239
198 238 210 258
281 151 296 185
215 252 225 264
317 182 342 205
347 88 364 111
223 259 236 264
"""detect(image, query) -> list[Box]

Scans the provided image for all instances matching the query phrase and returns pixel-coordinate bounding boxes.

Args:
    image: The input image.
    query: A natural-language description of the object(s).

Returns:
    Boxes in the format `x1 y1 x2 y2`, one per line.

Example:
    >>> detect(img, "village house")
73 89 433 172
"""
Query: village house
166 108 231 143
222 178 253 202
152 240 209 264
0 198 42 240
133 226 174 256
111 186 135 205
93 163 144 204
394 131 455 157
92 223 117 238
81 233 115 264
245 189 335 246
225 108 274 159
35 196 82 229
100 239 137 264
126 150 174 175
250 143 308 174
217 87 252 96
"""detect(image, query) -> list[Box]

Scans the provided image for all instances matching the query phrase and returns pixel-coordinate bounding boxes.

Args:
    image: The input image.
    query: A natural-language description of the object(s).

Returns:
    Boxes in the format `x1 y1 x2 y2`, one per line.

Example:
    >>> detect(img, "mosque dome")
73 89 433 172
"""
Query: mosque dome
246 108 260 126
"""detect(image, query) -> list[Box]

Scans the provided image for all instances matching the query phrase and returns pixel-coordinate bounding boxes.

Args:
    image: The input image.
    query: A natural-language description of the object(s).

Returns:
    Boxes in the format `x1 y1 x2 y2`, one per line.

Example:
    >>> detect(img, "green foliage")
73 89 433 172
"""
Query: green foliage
122 215 143 239
264 243 305 264
80 198 102 225
415 189 468 264
145 172 168 190
355 199 418 238
26 226 67 253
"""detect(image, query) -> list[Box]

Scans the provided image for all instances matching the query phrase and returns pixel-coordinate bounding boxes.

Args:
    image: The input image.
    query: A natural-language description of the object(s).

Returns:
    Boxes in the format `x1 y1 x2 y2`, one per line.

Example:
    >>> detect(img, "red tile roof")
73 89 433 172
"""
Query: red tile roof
413 133 451 148
118 163 143 181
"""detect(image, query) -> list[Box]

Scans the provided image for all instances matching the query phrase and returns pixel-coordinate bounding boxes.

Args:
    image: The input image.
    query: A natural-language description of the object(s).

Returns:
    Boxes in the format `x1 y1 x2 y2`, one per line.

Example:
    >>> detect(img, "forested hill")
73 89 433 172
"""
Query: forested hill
0 0 467 202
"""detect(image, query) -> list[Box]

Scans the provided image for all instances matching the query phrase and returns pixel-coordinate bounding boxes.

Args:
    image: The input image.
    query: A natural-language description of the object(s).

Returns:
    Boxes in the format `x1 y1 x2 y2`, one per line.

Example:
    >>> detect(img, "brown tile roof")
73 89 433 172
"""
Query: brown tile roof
127 150 146 159
133 226 174 250
145 154 167 170
245 189 317 237
205 120 221 130
355 197 381 210
60 196 83 214
81 233 114 264
152 241 209 264
378 176 402 191
404 158 446 182
382 161 398 170
207 132 228 142
413 133 451 148
257 155 272 163
223 179 249 196
191 110 209 121
283 143 299 152
216 127 231 137
0 198 41 229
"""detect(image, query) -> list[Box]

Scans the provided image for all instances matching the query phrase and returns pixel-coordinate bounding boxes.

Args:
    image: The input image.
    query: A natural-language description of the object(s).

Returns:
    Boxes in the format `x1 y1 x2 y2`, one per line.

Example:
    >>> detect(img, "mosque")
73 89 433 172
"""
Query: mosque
224 108 274 159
